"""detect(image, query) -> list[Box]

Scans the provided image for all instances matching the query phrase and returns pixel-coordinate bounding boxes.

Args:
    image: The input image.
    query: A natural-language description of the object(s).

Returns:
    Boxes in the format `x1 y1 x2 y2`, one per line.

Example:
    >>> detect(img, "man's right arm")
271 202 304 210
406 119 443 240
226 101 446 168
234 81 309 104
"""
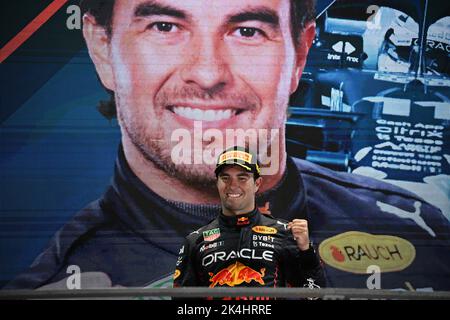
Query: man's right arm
282 236 326 289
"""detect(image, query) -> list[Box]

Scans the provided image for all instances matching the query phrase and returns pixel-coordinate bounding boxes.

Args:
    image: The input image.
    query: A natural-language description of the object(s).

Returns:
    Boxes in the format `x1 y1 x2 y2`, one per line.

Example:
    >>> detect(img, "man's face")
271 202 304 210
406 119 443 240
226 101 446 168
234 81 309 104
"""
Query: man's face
89 0 313 186
216 165 261 215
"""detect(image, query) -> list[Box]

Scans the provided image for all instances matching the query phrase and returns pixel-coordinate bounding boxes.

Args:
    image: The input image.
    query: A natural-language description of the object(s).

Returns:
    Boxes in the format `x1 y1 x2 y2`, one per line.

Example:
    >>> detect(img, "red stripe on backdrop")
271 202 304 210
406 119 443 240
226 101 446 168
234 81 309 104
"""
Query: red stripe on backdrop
0 0 69 63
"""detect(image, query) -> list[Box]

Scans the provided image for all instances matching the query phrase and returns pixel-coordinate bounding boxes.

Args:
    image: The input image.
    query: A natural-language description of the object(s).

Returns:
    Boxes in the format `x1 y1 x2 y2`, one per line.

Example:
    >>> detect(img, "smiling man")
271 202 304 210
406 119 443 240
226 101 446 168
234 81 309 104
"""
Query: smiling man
4 0 450 292
173 146 325 292
216 150 263 216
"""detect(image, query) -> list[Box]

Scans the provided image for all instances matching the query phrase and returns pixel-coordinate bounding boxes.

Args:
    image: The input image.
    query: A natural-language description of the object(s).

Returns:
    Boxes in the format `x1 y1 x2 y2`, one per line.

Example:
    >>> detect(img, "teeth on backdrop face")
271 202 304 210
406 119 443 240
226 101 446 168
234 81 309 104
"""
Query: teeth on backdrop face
172 107 235 121
227 193 241 198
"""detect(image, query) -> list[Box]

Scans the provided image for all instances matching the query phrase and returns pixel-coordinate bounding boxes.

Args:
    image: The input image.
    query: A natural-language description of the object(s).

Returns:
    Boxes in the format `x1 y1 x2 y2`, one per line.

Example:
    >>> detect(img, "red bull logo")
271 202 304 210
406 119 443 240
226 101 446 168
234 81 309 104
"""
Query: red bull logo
208 262 265 288
236 216 249 226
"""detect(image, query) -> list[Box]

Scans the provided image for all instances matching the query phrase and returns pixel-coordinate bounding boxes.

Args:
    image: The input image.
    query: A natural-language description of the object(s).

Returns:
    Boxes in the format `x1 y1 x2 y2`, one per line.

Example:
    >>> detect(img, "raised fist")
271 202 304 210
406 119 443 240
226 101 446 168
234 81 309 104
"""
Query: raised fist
288 219 310 251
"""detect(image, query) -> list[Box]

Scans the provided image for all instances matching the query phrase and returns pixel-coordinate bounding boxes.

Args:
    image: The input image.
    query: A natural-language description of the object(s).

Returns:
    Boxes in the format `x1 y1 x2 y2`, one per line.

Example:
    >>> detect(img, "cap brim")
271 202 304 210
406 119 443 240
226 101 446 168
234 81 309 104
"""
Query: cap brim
215 162 253 176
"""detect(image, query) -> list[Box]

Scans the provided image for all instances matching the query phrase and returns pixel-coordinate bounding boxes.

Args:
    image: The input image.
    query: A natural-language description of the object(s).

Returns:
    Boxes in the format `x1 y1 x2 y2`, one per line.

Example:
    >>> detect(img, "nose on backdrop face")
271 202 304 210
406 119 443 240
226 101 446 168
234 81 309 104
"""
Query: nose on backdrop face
180 35 233 92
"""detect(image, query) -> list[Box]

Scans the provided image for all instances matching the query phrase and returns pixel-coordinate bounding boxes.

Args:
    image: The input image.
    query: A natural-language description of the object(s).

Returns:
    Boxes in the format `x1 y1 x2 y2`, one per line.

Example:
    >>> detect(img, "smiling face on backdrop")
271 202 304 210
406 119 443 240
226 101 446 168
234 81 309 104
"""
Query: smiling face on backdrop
84 0 314 188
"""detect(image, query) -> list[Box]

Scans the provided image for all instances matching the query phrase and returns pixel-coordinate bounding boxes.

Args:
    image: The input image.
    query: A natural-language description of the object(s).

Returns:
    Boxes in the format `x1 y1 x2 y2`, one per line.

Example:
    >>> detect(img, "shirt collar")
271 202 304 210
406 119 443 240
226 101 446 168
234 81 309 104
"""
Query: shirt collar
219 207 260 228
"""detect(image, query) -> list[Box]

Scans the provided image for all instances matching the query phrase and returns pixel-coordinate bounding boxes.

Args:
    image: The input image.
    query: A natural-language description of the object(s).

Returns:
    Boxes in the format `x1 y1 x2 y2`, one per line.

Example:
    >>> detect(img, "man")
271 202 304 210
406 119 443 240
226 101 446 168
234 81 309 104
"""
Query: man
4 0 450 291
173 146 325 294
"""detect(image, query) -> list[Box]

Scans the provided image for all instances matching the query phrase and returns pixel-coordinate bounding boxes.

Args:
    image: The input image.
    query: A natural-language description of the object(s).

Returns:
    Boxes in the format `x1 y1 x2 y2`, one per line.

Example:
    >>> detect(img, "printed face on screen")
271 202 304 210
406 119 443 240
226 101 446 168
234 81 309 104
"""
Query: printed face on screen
84 0 314 186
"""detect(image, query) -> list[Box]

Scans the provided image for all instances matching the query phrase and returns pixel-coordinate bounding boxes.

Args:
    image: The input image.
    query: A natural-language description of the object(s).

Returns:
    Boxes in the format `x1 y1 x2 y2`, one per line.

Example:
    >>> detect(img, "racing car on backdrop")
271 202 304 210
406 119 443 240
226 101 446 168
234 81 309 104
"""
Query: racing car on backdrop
287 0 450 219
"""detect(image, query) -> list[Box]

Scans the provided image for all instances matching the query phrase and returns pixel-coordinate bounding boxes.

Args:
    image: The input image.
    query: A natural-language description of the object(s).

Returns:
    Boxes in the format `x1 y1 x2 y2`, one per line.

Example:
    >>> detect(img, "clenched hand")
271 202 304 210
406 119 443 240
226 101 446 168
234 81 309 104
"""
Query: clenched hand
287 219 310 251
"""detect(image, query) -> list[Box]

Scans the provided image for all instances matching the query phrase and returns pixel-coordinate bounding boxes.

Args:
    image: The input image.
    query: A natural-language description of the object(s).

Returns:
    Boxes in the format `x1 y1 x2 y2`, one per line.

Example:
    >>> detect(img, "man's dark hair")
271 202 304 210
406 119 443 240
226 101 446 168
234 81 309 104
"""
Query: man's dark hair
80 0 316 119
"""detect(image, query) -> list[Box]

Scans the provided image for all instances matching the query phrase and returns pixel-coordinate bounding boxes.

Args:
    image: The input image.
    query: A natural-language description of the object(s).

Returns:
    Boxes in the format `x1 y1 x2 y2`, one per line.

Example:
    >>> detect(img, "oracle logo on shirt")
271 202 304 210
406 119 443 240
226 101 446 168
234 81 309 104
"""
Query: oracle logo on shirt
202 249 274 267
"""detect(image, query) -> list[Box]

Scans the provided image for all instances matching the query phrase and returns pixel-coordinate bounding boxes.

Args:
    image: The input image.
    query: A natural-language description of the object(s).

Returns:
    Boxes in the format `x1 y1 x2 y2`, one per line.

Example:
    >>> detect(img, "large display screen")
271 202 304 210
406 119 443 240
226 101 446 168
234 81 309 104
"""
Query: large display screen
1 0 449 294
